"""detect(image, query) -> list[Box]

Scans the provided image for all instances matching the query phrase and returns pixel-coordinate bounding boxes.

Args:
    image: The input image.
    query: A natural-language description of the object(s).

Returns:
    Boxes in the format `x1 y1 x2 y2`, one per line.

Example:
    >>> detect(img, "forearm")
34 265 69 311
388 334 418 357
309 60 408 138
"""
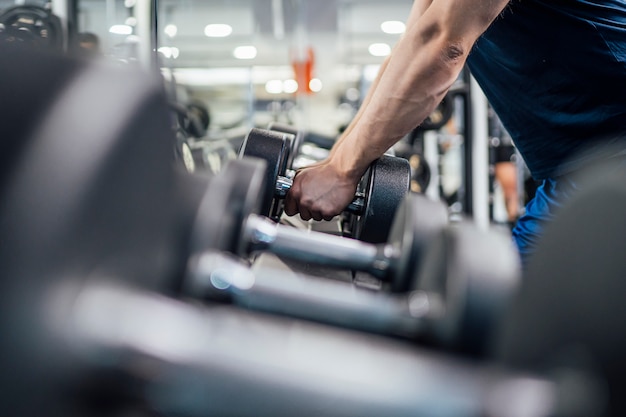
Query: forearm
332 34 464 179
330 56 391 155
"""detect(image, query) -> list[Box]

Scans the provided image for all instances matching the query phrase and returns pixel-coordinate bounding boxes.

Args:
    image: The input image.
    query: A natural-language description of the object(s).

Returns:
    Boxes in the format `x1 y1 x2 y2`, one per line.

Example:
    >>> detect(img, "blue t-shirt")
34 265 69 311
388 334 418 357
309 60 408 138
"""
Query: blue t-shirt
467 0 626 179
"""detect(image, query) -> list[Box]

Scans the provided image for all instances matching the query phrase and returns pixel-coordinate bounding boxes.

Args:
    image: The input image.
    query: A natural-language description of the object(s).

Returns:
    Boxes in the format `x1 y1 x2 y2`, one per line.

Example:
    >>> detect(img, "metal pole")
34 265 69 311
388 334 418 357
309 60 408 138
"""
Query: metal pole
134 0 154 72
470 75 490 231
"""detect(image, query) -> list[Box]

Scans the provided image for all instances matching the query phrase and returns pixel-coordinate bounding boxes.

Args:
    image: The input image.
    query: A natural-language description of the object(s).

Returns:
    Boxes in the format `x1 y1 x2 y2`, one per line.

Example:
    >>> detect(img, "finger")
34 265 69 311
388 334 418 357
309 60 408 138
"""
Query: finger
283 175 302 216
322 214 335 222
299 208 312 221
311 211 323 222
284 193 297 216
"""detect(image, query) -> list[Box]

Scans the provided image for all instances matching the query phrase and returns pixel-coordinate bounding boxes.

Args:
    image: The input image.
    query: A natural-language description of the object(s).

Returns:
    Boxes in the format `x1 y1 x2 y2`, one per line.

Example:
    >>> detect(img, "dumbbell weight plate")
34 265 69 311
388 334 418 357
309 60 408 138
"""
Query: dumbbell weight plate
419 93 454 131
409 153 431 193
0 5 64 51
191 158 265 255
351 155 411 243
0 52 179 293
415 224 520 355
175 129 196 173
386 193 449 293
267 122 304 169
187 101 210 137
238 128 291 218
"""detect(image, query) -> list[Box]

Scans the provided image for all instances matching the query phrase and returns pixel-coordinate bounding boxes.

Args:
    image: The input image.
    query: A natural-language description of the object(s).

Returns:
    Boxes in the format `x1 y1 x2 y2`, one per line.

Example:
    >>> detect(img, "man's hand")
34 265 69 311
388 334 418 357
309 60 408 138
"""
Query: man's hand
284 160 361 222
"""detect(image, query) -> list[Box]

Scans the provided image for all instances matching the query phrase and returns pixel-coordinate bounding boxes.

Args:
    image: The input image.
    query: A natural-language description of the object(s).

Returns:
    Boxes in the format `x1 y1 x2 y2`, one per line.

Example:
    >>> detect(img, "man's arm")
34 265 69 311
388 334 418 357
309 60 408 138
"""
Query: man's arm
286 0 510 221
334 0 510 175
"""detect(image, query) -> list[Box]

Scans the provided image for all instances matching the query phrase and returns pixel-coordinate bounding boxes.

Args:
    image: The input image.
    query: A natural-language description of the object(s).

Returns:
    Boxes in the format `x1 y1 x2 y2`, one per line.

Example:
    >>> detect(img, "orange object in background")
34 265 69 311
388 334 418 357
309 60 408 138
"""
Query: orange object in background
291 46 315 95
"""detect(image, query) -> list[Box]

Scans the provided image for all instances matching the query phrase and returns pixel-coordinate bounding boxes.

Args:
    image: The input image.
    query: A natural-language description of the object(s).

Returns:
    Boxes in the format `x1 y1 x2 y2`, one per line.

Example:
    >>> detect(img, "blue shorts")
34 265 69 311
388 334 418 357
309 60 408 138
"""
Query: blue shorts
511 176 580 267
512 155 626 267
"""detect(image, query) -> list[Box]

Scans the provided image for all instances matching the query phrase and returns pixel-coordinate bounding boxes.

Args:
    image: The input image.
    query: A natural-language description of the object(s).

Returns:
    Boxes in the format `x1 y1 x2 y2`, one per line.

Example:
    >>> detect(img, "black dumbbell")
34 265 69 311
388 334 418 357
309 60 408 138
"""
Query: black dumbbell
265 124 403 241
54 278 592 417
191 158 447 292
267 122 337 170
266 121 305 168
239 128 411 243
186 218 520 356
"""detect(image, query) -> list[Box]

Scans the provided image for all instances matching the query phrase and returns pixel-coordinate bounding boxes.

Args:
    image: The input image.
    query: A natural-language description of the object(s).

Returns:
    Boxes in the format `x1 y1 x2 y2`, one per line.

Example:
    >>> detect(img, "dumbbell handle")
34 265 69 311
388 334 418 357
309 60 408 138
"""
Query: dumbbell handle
275 176 365 214
243 214 392 280
187 252 440 340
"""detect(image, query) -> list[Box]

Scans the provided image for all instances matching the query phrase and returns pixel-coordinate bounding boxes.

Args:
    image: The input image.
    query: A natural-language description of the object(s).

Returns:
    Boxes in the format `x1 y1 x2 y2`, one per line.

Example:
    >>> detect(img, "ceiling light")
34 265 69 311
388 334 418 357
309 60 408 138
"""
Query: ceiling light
345 87 360 102
109 25 133 35
158 46 179 59
283 79 298 94
158 47 172 59
164 24 178 38
265 80 283 94
368 43 391 57
309 78 322 93
125 17 137 26
204 24 232 38
233 45 257 60
381 20 406 34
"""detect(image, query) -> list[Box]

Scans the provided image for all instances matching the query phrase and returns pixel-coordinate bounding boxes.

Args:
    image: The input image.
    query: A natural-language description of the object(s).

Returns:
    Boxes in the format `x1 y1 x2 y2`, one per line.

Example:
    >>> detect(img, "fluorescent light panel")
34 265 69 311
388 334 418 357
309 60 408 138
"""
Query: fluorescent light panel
381 20 406 34
233 45 257 60
368 43 391 57
109 24 133 35
164 24 178 38
204 24 233 38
